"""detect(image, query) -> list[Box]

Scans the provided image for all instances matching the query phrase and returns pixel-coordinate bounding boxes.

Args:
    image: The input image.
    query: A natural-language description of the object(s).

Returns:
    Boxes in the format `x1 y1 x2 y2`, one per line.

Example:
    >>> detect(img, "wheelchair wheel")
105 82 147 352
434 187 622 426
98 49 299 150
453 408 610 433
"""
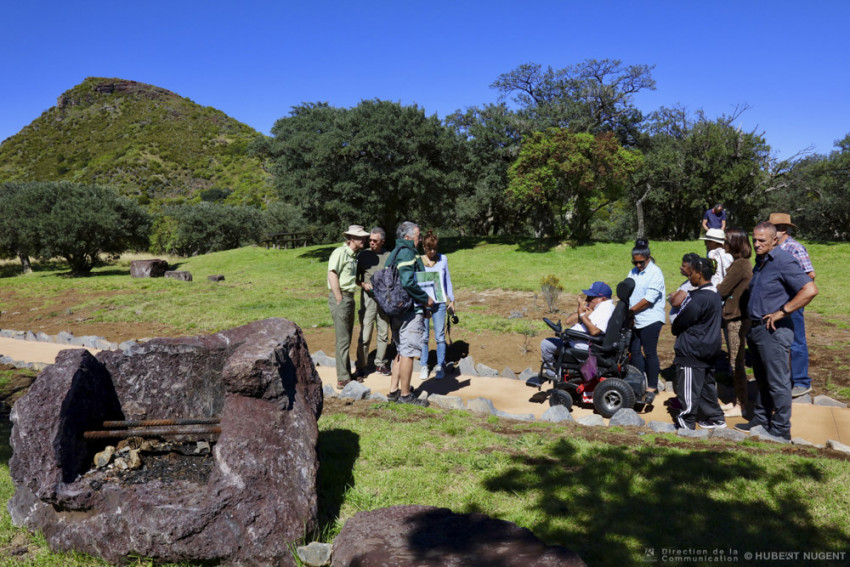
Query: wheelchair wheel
592 378 635 418
549 388 573 411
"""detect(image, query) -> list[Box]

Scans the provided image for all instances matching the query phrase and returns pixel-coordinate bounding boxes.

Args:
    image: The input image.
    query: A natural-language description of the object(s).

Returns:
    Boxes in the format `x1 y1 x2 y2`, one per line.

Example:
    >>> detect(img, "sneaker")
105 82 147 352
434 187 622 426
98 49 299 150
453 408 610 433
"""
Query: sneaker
419 366 429 381
723 405 743 418
698 419 727 429
765 426 791 441
376 364 391 376
791 385 812 397
734 420 764 433
387 389 401 401
398 393 429 407
434 365 445 380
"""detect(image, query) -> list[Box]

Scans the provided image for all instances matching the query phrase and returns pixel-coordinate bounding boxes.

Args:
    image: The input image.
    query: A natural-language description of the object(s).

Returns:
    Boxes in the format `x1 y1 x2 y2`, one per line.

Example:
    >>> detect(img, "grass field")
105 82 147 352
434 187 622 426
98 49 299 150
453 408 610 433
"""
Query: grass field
0 237 846 336
1 238 850 565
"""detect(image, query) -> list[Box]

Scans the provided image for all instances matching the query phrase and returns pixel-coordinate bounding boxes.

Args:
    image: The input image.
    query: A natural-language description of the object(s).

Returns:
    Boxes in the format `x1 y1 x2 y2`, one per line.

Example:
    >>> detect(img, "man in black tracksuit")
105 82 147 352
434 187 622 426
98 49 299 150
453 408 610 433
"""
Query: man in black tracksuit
671 256 725 430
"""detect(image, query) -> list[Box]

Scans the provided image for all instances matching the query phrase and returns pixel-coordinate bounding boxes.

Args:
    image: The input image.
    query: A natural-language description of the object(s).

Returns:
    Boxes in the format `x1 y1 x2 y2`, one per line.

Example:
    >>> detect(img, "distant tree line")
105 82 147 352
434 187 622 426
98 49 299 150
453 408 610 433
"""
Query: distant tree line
2 59 848 275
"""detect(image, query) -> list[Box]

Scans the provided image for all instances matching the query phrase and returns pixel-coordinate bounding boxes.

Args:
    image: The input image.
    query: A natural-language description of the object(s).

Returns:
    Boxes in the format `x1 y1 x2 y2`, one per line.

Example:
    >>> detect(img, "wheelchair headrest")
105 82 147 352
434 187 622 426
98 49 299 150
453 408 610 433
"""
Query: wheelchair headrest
616 277 636 303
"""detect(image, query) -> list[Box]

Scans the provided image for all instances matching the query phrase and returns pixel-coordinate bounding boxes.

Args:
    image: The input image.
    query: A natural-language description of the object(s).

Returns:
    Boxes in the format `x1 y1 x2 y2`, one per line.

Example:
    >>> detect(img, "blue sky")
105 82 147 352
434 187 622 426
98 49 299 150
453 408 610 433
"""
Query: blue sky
2 1 847 159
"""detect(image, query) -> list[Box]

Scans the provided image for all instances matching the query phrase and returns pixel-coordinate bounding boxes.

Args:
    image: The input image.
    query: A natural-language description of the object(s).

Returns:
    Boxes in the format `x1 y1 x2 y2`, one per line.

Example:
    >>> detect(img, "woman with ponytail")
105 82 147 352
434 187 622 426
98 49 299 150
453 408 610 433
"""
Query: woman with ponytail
627 238 666 393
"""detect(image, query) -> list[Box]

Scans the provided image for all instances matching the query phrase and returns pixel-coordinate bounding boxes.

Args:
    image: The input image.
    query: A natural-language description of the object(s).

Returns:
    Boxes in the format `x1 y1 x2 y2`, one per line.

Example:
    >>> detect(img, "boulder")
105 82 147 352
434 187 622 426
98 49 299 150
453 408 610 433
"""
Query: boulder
576 414 605 427
458 356 477 376
165 270 193 282
427 394 466 411
540 405 574 423
207 274 226 282
331 505 585 566
648 421 676 433
475 363 499 377
130 259 169 278
608 408 645 427
466 397 496 415
8 318 323 566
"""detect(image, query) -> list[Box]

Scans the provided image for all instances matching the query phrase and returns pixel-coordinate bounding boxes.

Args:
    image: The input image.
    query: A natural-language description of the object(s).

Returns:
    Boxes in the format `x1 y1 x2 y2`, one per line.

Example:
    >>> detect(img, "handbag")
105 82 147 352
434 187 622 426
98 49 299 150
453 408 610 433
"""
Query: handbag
580 354 598 383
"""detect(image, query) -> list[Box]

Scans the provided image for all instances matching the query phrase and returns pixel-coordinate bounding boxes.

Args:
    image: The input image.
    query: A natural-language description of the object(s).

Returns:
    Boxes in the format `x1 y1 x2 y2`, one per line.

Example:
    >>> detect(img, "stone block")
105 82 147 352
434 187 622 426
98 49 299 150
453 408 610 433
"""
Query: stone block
475 363 499 377
813 395 847 408
427 394 466 411
130 259 169 278
165 270 193 282
458 356 477 376
331 505 585 567
576 414 605 427
608 408 645 427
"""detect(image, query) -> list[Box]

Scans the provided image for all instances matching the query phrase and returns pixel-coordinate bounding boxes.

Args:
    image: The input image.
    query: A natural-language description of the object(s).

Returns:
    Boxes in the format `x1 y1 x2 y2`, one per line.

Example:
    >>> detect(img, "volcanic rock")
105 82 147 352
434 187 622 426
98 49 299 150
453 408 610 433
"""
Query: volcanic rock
8 318 323 566
130 259 169 278
331 505 585 566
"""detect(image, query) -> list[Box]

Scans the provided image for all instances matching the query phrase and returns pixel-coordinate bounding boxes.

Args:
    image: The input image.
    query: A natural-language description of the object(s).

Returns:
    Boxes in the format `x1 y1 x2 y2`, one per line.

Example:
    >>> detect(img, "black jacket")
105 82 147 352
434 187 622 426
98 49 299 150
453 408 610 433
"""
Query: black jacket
671 285 722 368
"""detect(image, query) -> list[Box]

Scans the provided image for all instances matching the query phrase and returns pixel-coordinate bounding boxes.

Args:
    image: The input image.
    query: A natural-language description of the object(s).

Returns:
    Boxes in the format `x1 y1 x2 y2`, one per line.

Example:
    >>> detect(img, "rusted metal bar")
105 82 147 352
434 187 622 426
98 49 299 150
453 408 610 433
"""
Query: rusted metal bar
83 426 221 440
101 418 220 428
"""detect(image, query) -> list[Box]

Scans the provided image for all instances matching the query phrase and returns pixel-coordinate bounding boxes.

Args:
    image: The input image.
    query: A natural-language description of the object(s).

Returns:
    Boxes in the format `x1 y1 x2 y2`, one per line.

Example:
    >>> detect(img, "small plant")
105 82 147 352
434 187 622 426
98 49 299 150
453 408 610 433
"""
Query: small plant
540 274 564 313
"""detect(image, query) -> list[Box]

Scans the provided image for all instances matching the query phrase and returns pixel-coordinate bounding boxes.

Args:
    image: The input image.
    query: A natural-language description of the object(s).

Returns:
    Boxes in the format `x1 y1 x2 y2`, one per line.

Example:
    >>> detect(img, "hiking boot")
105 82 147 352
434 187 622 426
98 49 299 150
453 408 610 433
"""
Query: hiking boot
434 365 445 380
698 419 727 430
398 393 429 407
387 389 401 401
791 385 812 397
337 379 350 390
376 364 391 376
419 366 429 381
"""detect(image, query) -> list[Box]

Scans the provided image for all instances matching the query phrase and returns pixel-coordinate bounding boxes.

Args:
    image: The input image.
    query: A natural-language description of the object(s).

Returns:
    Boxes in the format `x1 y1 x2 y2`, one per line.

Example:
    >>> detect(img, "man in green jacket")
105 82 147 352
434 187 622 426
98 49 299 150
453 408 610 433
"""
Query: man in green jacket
387 221 433 406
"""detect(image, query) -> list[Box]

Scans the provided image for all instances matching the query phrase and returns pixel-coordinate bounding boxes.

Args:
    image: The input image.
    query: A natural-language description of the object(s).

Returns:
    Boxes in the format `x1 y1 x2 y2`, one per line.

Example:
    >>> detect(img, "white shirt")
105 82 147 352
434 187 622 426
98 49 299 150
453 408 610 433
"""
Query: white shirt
569 299 616 350
708 248 733 287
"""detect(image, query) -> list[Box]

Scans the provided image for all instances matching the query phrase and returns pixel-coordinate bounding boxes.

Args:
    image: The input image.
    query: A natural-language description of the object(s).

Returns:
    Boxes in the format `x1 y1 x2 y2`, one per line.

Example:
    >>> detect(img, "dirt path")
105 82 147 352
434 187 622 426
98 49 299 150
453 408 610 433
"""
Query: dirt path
1 336 846 446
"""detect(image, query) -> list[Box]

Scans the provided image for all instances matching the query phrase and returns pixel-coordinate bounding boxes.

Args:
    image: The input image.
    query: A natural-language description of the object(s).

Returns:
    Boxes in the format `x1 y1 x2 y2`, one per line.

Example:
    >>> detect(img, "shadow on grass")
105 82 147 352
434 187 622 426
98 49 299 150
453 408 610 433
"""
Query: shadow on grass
298 246 336 263
477 439 850 565
316 428 360 535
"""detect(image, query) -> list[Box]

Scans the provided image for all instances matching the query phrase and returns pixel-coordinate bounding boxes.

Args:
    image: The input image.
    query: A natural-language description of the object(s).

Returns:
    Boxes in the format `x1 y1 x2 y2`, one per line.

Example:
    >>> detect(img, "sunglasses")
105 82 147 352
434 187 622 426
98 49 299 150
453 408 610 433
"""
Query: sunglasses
369 238 381 242
632 260 647 266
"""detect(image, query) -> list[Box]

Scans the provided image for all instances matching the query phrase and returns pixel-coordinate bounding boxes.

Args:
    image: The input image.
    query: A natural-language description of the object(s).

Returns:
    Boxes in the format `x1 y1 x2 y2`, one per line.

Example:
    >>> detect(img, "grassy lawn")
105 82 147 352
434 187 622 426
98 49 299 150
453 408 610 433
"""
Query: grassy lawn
0 237 844 336
1 237 849 565
2 401 849 565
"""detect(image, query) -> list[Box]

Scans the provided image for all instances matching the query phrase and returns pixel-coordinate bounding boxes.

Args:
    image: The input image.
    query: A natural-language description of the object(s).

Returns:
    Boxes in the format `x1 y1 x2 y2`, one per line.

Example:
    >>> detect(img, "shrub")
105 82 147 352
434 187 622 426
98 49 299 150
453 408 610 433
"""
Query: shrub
540 274 564 313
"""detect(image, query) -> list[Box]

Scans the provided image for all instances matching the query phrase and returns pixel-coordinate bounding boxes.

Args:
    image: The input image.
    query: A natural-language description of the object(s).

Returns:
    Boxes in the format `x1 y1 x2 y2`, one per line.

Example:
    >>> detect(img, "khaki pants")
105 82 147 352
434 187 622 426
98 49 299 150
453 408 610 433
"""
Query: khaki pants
329 292 355 381
357 292 390 369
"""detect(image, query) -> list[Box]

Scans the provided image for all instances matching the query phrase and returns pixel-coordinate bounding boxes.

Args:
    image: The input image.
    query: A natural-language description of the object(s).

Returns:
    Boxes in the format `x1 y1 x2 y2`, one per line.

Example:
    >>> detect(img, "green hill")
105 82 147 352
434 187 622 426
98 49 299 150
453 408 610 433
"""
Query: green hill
0 77 271 205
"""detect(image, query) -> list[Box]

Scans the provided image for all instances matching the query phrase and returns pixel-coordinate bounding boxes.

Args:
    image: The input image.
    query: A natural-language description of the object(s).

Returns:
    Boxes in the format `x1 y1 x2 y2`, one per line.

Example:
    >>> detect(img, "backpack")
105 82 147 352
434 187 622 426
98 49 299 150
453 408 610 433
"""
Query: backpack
370 247 413 317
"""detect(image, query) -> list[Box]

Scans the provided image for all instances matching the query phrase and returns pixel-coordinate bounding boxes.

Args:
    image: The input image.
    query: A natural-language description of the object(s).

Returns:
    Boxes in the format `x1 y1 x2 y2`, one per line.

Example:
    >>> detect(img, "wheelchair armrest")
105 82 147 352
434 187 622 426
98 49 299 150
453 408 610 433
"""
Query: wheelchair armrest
561 328 605 344
543 317 562 334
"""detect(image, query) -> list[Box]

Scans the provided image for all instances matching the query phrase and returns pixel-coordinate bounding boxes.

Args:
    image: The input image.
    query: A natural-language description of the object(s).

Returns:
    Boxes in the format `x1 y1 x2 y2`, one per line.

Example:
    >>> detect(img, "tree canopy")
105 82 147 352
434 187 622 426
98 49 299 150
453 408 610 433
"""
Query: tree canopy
507 131 643 242
0 181 150 273
256 100 463 241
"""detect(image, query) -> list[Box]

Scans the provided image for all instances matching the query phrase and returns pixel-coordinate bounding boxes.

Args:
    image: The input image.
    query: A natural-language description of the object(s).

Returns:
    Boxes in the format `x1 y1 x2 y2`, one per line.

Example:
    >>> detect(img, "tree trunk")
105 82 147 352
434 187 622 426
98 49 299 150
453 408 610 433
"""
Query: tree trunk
17 251 32 274
635 183 652 240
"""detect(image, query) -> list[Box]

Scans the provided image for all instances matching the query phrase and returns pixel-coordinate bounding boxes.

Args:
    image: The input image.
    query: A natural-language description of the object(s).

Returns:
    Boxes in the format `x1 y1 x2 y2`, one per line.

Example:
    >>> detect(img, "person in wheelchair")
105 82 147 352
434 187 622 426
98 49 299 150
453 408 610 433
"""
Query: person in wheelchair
540 281 615 379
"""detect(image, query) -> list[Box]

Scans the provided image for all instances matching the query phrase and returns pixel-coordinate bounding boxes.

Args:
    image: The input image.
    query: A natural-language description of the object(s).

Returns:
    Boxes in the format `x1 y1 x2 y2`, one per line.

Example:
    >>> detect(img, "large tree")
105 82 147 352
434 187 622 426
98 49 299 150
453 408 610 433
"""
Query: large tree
256 100 463 241
0 181 150 273
507 130 643 242
445 103 526 236
490 59 655 145
635 106 771 239
765 133 850 240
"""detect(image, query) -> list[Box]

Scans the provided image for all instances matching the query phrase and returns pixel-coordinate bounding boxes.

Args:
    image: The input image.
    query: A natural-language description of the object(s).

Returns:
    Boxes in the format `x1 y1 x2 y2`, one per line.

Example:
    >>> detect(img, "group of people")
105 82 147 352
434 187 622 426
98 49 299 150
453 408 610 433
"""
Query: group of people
326 222 455 407
540 208 818 440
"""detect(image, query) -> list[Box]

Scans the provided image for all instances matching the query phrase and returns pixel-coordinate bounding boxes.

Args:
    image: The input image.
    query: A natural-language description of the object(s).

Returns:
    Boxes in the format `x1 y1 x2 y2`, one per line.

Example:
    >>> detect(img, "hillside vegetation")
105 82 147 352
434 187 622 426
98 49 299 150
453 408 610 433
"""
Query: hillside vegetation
0 77 271 206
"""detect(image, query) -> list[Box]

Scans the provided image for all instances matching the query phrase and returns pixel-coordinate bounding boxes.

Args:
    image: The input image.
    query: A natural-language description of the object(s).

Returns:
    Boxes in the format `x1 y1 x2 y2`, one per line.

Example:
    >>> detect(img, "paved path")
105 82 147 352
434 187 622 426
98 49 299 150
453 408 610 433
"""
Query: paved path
2 337 846 446
315 366 850 446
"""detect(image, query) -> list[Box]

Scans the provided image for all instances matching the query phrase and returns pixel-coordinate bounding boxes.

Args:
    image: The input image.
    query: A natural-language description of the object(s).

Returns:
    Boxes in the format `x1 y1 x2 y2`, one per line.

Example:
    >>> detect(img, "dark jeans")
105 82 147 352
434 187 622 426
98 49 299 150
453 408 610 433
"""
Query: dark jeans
630 321 663 390
748 321 794 437
790 308 810 389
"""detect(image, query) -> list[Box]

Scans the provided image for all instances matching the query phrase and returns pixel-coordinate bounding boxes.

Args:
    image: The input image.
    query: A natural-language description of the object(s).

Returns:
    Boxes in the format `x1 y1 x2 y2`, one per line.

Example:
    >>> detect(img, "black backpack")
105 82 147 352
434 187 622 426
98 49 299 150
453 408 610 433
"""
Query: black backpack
370 247 413 317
